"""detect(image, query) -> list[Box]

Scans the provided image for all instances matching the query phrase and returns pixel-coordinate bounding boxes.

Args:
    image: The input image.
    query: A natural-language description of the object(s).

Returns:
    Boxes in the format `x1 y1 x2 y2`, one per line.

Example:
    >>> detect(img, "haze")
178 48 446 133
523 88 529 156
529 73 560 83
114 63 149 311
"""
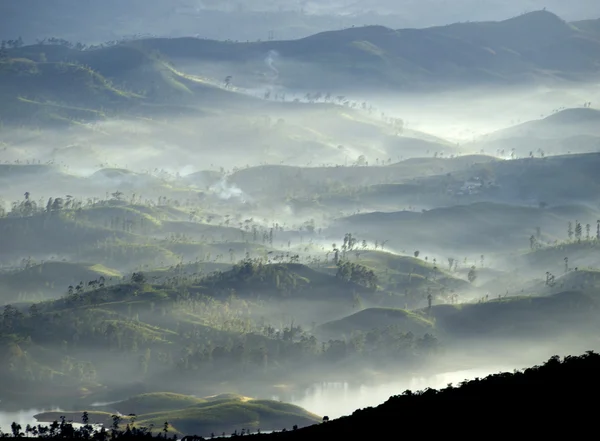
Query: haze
1 5 600 438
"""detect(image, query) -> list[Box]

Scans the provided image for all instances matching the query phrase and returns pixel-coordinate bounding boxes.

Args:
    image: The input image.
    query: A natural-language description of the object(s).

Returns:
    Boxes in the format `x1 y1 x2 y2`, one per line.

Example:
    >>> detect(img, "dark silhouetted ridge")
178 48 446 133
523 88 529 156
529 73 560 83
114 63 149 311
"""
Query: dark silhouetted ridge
245 351 600 439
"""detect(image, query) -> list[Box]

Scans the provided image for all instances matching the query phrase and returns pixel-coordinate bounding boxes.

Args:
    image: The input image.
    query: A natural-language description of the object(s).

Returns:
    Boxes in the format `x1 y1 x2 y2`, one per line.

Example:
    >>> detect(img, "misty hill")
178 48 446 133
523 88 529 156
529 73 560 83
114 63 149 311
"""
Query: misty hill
317 308 434 339
243 352 600 439
320 289 599 342
519 241 600 276
332 201 591 254
1 42 266 124
228 155 495 201
5 10 599 102
0 261 121 304
0 57 140 124
383 151 600 207
574 18 600 37
480 107 600 142
35 393 320 437
119 10 600 91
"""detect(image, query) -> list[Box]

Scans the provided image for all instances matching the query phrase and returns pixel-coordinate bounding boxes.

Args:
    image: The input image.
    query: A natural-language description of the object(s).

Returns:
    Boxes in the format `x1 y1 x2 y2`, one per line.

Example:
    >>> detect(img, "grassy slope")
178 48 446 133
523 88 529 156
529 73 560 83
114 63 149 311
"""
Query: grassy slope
318 307 434 337
110 392 207 415
135 397 320 436
0 261 120 300
228 155 495 200
36 394 321 437
482 108 600 141
319 289 599 340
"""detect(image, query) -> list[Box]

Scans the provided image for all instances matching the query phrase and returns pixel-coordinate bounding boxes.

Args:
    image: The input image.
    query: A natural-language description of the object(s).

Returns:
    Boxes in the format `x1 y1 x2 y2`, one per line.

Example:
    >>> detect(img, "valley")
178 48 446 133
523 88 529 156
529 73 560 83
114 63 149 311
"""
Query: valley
1 8 600 439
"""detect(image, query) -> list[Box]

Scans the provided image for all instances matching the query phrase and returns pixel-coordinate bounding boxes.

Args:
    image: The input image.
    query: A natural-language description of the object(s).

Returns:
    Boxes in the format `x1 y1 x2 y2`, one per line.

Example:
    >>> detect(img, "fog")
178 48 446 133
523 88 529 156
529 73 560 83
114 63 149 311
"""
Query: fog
2 6 600 438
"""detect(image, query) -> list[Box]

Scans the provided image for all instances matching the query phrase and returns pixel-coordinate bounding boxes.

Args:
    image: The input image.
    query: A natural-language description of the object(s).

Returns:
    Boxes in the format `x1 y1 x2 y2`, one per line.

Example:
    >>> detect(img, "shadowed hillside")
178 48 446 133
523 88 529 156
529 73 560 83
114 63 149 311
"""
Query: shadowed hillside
243 351 600 439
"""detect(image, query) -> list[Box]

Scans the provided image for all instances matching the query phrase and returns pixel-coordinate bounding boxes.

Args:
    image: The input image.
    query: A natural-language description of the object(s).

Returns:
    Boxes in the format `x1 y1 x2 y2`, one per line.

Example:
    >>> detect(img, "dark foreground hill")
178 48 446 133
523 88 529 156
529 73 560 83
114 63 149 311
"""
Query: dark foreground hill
7 351 599 439
255 352 600 439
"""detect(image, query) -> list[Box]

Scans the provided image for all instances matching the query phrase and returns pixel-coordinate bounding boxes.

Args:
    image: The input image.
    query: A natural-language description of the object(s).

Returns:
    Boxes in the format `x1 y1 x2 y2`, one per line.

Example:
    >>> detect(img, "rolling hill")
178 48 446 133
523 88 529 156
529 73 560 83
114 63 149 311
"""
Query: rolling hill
3 10 599 118
480 107 600 142
317 307 434 338
113 10 600 90
34 393 321 437
332 201 593 255
0 261 121 303
320 289 600 341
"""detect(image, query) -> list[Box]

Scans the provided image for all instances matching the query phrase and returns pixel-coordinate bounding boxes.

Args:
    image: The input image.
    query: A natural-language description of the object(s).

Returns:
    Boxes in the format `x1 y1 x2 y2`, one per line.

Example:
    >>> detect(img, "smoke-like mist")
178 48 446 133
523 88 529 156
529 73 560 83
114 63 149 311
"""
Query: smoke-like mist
2 7 600 437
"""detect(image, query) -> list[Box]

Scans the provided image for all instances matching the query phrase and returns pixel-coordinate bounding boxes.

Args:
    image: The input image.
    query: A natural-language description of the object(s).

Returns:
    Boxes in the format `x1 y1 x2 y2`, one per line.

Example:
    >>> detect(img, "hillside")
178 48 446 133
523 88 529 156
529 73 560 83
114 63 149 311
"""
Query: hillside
242 352 600 439
4 10 600 106
0 261 121 303
117 10 600 90
480 107 600 142
379 151 600 207
34 393 321 437
16 352 600 439
228 155 494 201
317 308 434 338
332 201 588 254
573 18 600 37
320 289 600 341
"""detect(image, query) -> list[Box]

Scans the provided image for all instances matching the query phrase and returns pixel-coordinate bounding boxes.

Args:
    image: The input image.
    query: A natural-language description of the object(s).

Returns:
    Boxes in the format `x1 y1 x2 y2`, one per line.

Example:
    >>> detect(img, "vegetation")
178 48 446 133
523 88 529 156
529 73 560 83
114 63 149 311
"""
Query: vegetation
1 7 600 440
2 352 597 438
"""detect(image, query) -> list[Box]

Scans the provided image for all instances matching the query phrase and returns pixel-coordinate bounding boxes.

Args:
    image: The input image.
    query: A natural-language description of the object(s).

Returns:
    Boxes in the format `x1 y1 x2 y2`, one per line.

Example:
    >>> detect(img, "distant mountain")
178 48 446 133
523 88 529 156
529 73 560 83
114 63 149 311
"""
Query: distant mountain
125 10 600 91
573 18 600 37
480 107 600 141
4 10 600 104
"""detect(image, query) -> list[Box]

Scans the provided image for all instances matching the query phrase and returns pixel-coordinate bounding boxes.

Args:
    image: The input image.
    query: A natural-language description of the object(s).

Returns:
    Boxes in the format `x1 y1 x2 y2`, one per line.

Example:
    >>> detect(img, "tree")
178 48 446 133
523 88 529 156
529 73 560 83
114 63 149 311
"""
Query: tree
224 75 232 88
468 266 477 284
131 272 146 285
530 235 537 250
568 222 573 241
52 197 64 212
447 258 455 271
575 221 582 243
586 224 591 241
414 250 420 258
111 415 121 432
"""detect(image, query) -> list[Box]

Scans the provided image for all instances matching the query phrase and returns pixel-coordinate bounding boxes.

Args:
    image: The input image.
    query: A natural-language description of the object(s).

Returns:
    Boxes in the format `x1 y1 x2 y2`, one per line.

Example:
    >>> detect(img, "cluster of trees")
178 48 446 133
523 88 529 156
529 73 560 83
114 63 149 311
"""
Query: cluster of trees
0 250 438 401
1 415 175 440
335 261 378 290
173 324 437 378
567 220 599 243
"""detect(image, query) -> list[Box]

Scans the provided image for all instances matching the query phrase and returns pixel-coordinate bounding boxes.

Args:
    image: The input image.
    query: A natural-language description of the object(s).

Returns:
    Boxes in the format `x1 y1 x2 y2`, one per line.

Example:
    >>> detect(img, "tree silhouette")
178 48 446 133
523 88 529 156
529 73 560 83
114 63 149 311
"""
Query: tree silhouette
468 266 477 283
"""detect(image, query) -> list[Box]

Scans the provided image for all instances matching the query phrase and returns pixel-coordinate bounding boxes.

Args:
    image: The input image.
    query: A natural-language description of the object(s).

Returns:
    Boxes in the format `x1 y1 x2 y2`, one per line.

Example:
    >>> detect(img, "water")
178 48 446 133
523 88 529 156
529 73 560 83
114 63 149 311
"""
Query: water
0 407 102 436
0 408 59 434
277 367 511 419
1 368 510 431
